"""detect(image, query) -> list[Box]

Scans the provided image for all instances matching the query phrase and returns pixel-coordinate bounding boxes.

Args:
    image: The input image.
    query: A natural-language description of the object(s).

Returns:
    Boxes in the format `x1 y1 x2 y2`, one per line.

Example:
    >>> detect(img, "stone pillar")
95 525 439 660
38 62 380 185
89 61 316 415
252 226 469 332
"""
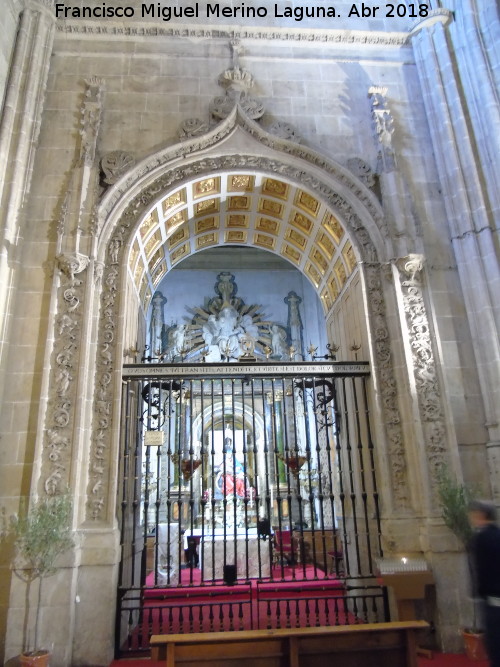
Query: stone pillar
410 9 500 503
0 0 56 400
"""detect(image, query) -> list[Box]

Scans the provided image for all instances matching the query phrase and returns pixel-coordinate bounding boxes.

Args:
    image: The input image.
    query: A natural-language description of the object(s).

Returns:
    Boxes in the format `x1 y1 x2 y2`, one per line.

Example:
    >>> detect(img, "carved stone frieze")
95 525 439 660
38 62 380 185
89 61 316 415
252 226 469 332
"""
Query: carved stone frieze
346 157 377 190
363 263 409 508
177 118 209 140
56 23 409 48
100 151 135 185
267 120 302 144
80 77 105 166
396 254 448 494
42 253 89 495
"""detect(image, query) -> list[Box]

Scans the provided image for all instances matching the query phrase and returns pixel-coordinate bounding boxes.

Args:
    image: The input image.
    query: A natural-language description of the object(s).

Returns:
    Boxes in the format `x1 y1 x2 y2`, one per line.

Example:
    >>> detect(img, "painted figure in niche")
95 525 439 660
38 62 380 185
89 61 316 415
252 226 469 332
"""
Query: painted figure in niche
214 436 253 499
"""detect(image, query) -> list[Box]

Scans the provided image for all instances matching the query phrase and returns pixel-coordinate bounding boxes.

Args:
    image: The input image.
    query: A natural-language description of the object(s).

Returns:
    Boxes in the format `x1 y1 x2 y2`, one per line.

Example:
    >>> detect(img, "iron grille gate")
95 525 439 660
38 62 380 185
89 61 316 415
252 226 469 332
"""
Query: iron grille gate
116 362 388 657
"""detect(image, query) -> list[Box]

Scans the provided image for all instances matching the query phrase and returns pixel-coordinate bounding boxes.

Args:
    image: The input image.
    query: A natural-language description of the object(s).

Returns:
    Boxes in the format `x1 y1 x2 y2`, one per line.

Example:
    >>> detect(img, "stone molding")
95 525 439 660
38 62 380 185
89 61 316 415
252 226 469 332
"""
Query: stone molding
43 252 89 495
26 0 56 15
364 263 409 508
55 22 409 47
395 254 448 498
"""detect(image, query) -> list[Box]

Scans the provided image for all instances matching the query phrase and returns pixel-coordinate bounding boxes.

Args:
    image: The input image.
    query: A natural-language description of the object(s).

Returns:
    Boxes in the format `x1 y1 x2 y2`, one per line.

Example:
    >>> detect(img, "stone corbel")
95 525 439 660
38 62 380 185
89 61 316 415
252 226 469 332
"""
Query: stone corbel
396 253 424 284
56 251 90 283
408 8 454 39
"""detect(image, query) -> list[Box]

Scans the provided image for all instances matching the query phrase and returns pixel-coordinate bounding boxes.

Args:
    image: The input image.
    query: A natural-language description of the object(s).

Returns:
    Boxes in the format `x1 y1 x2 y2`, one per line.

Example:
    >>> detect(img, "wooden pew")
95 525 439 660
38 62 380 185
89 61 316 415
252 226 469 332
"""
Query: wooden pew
151 620 428 667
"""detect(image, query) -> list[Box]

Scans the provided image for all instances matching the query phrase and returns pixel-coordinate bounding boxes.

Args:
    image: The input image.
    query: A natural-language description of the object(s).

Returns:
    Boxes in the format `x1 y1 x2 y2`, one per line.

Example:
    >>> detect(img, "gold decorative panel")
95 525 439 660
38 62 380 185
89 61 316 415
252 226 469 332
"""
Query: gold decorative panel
168 225 189 249
196 233 217 249
310 247 328 274
134 258 144 285
226 214 249 228
256 217 279 235
195 199 219 216
322 212 344 244
171 242 190 264
342 241 356 273
227 196 250 211
139 209 159 238
225 230 247 243
193 177 220 198
128 242 139 270
334 259 347 287
227 175 255 192
282 243 301 264
321 288 333 311
254 233 275 250
328 274 340 301
195 217 219 234
316 231 335 259
290 211 313 234
162 189 186 215
144 230 162 258
165 209 188 230
140 276 148 300
262 178 289 200
294 190 320 217
152 260 167 286
306 262 321 288
149 247 163 271
285 228 307 250
258 198 284 219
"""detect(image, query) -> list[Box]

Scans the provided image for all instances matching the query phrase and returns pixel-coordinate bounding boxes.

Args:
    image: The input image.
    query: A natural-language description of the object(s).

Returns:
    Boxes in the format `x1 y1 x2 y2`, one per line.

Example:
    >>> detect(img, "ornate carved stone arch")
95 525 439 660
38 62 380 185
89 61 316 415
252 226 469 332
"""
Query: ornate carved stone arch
81 107 410 521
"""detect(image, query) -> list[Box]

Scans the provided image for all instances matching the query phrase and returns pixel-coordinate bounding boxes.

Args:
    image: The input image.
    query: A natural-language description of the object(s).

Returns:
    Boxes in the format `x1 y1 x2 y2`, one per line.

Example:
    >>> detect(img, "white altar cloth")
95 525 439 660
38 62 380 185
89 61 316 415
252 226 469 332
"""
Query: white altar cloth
157 523 180 586
201 534 270 580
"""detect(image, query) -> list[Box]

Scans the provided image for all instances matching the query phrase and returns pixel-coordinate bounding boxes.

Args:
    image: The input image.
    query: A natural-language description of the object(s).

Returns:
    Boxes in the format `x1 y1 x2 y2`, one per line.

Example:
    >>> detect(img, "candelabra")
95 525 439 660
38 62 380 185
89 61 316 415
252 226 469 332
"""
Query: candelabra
308 342 339 361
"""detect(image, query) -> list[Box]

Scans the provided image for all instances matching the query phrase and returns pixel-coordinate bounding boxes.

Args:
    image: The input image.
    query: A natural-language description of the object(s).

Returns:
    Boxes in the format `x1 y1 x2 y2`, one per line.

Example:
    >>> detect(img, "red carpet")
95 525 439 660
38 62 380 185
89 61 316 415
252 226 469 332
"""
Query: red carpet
109 652 490 666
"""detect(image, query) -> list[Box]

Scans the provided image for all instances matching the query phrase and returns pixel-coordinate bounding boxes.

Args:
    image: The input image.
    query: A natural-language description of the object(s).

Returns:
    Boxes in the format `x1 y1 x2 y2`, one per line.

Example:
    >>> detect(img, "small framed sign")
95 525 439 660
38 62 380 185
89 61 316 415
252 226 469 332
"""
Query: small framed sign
144 430 164 447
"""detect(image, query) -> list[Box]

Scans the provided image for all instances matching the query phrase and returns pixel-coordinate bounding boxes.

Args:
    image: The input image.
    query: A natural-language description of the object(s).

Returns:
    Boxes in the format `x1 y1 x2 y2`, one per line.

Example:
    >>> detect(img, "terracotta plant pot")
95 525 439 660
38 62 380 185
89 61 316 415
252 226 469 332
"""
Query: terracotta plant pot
463 630 488 661
19 650 50 667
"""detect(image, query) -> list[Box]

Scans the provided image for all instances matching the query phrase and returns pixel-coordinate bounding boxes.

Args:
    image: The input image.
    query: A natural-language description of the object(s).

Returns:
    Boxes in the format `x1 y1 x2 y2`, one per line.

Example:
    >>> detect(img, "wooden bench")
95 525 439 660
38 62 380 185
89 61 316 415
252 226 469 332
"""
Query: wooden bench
151 620 428 667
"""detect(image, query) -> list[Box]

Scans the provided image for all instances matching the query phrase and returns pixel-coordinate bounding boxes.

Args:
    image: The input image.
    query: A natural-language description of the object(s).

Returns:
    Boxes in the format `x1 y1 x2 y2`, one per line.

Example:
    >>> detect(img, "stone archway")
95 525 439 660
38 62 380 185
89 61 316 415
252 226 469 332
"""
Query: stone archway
33 104 452 664
84 107 412 528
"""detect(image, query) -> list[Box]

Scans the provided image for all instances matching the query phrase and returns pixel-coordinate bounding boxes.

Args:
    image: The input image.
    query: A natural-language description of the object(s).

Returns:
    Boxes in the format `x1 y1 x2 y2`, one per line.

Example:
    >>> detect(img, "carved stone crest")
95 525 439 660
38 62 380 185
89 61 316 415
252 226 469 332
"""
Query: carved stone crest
100 151 135 185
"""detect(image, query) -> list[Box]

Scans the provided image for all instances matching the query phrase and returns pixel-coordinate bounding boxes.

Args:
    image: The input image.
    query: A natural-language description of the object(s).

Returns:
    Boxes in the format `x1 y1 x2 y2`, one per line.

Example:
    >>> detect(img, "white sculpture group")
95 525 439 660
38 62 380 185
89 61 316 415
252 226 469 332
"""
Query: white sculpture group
202 304 260 361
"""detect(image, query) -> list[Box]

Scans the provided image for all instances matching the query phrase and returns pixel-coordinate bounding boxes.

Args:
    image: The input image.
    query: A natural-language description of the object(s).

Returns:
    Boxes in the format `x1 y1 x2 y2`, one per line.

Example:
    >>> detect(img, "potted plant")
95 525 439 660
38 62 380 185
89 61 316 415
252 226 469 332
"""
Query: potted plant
436 469 487 661
5 493 74 666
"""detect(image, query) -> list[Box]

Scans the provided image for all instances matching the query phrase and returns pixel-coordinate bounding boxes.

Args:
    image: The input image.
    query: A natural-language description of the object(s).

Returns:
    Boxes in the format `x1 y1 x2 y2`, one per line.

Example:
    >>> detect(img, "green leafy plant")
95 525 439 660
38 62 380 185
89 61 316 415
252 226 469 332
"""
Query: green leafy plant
436 468 481 634
7 493 74 654
436 468 474 548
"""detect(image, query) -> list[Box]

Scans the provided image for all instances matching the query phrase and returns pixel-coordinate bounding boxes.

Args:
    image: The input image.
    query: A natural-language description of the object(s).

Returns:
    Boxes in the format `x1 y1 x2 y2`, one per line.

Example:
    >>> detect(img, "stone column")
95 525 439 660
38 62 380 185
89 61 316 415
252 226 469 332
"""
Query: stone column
0 0 56 404
410 9 500 503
